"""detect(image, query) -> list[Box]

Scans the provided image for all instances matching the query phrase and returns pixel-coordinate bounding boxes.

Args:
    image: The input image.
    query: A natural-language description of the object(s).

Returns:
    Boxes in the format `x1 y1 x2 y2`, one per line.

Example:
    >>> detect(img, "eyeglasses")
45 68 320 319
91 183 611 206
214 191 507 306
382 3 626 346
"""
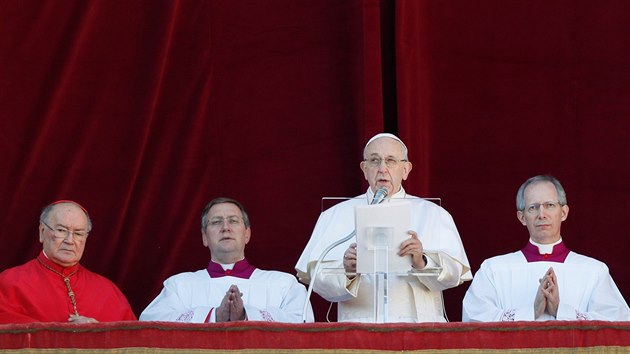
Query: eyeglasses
208 216 244 228
364 156 407 168
524 202 561 214
41 221 89 240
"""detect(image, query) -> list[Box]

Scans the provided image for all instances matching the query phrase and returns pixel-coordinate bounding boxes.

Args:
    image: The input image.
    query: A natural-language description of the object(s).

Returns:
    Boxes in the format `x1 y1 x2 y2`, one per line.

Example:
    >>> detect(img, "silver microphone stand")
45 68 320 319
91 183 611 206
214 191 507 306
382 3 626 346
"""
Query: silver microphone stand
301 230 355 323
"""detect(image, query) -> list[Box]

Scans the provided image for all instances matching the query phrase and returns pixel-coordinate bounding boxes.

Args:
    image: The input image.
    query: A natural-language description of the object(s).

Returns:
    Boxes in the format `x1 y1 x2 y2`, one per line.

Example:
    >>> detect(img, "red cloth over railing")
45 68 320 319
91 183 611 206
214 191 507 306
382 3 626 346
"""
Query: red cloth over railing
1 321 630 351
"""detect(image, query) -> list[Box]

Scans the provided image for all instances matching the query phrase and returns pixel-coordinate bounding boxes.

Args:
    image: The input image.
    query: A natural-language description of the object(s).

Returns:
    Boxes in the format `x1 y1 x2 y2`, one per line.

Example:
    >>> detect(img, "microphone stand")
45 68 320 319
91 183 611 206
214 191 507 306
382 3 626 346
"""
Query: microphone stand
301 188 387 322
302 229 356 323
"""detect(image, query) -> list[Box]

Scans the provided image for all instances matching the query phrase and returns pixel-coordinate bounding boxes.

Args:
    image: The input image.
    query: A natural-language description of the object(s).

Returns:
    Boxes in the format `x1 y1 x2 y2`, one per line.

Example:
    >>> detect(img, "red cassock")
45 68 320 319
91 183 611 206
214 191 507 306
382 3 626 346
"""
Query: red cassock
0 251 136 324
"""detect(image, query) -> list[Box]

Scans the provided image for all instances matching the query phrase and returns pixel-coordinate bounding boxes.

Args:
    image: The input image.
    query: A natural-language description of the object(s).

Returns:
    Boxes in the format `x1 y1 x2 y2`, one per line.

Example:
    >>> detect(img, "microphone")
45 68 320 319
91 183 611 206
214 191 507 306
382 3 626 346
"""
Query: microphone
371 187 388 205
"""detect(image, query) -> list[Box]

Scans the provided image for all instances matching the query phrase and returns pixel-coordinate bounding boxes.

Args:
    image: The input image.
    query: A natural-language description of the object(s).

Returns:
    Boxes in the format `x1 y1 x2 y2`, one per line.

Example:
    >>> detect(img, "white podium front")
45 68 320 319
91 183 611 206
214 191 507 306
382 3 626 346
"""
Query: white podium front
356 201 411 323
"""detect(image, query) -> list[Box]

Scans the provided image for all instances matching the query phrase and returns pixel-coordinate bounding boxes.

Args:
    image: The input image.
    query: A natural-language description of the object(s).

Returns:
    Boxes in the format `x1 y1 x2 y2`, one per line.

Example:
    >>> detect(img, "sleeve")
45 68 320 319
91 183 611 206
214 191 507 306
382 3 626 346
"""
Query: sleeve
417 251 465 291
0 311 39 324
295 205 358 303
0 297 40 324
462 262 535 322
96 281 138 321
413 205 472 291
243 275 314 323
555 265 630 321
414 205 471 292
0 273 43 324
311 259 358 302
139 277 213 323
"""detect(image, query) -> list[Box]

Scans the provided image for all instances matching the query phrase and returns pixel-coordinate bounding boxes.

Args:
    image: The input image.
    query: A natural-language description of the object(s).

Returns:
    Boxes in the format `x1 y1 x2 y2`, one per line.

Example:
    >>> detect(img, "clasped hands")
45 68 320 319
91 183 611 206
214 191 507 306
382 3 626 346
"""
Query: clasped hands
343 230 426 274
68 314 98 324
534 267 560 319
216 284 246 322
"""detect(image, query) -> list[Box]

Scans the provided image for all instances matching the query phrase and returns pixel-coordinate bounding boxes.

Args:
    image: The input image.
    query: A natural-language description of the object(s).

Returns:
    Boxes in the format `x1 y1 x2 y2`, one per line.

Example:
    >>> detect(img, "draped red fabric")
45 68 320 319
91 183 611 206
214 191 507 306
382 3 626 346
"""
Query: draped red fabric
1 0 629 324
0 0 384 321
2 321 630 351
395 0 630 320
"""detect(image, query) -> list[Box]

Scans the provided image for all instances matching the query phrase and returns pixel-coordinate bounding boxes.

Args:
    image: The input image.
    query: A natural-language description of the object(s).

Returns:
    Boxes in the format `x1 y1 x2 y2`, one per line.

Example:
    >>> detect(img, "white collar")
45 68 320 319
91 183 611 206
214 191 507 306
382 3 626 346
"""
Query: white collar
218 262 235 271
529 238 562 254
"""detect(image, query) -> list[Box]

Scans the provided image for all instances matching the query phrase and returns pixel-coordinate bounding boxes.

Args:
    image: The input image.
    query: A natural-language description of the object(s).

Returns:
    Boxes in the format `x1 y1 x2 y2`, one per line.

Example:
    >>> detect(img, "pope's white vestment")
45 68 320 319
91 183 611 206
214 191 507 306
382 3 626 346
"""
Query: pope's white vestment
140 265 313 323
295 187 471 323
462 244 630 322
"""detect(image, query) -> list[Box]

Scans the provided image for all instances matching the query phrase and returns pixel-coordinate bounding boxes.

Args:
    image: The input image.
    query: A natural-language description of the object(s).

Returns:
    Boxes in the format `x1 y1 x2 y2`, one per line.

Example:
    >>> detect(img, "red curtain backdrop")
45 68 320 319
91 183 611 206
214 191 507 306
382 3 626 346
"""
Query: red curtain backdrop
1 0 628 323
395 0 630 317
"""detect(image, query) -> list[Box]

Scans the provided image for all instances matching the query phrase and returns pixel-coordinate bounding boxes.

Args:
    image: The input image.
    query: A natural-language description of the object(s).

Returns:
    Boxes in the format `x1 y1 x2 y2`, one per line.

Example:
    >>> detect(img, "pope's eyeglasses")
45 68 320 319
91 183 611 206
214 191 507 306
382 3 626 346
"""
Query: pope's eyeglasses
364 156 407 168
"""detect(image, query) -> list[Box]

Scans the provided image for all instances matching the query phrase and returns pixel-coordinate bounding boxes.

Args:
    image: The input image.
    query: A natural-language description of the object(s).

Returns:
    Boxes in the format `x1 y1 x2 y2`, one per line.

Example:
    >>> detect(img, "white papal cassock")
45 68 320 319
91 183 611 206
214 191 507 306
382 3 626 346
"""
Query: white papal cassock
140 260 313 323
295 187 471 323
462 240 630 322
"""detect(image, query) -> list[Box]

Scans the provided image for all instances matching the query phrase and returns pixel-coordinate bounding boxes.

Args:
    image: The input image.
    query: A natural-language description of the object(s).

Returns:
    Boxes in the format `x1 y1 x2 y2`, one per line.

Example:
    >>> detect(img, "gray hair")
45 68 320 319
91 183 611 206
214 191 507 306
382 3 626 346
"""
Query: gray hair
40 200 93 232
516 175 568 211
201 197 251 231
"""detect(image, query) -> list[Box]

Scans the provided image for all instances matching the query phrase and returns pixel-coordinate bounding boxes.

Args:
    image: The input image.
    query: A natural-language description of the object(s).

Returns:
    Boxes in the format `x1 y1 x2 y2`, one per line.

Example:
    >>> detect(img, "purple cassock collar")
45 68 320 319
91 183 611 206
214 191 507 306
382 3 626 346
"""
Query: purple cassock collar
207 259 256 279
521 241 570 263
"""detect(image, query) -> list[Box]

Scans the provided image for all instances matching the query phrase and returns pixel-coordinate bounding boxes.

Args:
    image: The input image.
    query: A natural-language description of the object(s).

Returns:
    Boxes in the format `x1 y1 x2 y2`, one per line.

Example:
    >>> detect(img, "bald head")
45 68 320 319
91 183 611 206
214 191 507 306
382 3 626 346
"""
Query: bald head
40 200 92 232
